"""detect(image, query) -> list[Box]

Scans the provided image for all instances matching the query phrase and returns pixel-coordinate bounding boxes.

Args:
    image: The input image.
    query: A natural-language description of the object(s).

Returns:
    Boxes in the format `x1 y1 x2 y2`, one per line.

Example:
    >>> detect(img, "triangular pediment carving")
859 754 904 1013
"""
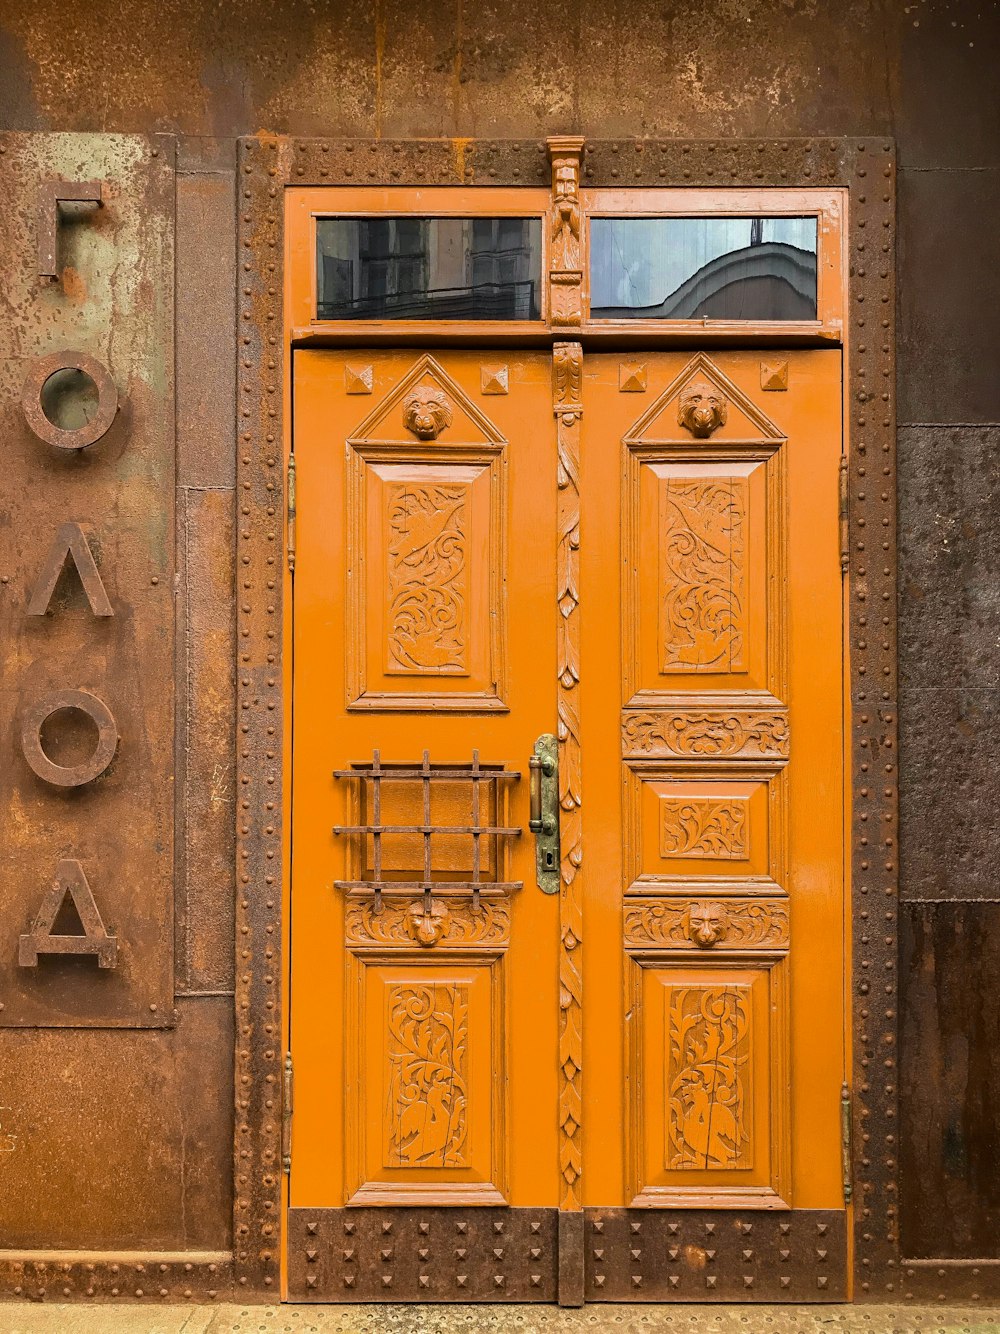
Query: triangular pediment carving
624 353 785 446
348 354 506 448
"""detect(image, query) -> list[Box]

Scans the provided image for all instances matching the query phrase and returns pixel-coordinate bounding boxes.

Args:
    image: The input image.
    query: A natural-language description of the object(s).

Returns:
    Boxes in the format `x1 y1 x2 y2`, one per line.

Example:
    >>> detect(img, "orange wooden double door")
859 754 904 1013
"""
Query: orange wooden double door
286 345 847 1303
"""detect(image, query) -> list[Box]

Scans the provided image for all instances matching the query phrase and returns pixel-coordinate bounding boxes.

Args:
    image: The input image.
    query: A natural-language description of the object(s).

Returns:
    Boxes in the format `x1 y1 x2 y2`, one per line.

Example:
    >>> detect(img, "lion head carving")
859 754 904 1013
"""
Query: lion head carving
686 901 729 948
678 380 728 438
405 900 450 948
402 387 453 440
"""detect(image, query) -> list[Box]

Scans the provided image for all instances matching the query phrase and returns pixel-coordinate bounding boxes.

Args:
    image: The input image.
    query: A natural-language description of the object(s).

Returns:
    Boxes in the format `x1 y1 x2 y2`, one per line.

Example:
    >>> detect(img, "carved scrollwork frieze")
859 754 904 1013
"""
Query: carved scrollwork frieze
622 707 789 762
624 897 789 951
345 899 510 951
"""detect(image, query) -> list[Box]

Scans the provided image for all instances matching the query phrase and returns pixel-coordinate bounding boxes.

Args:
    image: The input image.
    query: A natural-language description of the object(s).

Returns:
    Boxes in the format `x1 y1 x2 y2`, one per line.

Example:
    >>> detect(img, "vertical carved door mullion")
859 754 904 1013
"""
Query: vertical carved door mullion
554 340 584 1305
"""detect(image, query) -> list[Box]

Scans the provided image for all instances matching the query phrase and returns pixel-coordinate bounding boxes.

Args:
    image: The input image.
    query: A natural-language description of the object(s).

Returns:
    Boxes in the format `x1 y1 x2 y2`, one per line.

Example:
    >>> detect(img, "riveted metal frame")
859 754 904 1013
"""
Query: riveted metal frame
238 136 901 1303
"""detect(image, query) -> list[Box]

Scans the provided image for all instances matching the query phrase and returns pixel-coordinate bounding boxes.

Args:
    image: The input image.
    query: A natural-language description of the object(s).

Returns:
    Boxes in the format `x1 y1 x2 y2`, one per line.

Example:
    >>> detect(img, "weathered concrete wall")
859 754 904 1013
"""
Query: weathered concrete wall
0 0 998 1279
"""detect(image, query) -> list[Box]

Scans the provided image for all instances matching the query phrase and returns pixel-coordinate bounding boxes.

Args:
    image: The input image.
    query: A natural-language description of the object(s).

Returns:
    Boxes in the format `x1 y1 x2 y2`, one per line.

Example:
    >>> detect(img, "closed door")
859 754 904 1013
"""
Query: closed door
287 346 846 1303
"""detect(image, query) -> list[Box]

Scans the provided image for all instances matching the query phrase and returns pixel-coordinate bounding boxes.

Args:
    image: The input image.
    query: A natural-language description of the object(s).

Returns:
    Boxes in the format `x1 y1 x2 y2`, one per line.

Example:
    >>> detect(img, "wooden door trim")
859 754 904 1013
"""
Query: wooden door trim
234 136 900 1302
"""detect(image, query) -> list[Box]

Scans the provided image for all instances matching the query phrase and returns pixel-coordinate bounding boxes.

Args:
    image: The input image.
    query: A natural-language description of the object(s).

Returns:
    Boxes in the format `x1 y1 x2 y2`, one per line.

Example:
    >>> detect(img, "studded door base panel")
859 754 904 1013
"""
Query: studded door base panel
287 1207 846 1302
584 1208 848 1302
286 1207 559 1301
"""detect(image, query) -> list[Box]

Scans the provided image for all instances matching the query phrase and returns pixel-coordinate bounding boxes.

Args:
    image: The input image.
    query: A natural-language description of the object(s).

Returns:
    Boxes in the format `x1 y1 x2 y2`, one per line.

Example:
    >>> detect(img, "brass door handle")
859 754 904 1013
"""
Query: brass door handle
530 734 560 894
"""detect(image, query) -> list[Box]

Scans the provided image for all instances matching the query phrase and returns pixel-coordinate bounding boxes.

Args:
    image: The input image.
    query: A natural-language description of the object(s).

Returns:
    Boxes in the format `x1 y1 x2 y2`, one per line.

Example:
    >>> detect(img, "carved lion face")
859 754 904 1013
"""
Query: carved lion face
403 387 453 440
405 900 450 947
687 901 729 948
678 380 728 438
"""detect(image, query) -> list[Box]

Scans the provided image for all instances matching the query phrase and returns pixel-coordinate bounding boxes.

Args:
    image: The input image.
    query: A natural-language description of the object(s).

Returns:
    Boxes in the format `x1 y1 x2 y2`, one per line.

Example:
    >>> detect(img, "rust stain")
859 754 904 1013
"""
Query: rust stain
683 1242 708 1270
451 136 472 180
60 265 87 302
374 0 386 138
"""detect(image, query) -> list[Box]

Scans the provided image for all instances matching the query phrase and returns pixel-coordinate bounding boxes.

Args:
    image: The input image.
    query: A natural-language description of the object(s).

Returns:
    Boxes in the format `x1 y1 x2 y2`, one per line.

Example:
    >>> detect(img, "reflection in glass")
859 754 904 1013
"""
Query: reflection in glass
316 217 543 320
590 216 818 320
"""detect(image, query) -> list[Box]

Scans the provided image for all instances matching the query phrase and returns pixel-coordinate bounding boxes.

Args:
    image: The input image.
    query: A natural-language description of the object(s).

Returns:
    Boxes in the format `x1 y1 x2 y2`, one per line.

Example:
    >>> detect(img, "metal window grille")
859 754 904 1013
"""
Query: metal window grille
332 749 522 912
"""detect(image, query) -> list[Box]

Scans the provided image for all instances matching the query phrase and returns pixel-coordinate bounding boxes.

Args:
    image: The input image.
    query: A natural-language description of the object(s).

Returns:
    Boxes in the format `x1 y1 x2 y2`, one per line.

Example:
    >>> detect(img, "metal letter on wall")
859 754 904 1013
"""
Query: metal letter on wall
0 133 176 1028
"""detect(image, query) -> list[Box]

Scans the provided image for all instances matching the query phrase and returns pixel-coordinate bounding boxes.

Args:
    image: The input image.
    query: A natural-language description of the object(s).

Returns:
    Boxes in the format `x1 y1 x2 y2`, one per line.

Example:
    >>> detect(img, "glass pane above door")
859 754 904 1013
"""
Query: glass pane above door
316 216 543 320
589 216 818 320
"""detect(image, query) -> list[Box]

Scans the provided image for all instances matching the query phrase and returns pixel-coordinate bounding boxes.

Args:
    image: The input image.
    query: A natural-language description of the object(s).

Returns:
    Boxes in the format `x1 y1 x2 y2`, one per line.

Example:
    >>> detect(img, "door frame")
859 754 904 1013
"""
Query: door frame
234 136 901 1302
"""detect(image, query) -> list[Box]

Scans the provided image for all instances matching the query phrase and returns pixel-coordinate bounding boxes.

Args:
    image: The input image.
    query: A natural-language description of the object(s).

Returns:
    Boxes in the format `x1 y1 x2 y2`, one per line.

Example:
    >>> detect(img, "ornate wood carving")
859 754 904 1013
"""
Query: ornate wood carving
660 478 747 673
547 138 584 329
386 482 469 674
346 900 511 950
678 380 729 438
624 898 790 951
659 796 749 860
553 340 583 1213
345 355 509 711
347 953 507 1207
622 707 789 761
402 387 453 440
667 985 752 1170
385 983 470 1169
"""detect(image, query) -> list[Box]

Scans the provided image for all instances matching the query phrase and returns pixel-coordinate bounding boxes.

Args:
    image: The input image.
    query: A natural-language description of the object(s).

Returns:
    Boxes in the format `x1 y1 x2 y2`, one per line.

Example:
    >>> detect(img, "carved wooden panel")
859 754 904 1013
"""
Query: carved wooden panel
667 983 753 1171
659 477 747 675
659 795 750 861
346 355 508 711
622 353 787 712
386 481 470 675
384 981 471 1170
627 958 789 1208
347 956 507 1206
622 707 789 762
346 900 511 951
630 460 768 702
623 766 785 896
624 898 789 951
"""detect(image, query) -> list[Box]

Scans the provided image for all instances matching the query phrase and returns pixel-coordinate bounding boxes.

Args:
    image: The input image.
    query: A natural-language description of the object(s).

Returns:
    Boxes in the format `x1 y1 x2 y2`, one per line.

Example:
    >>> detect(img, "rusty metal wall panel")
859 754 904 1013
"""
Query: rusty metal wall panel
898 427 1000 904
900 903 1000 1261
286 1207 558 1301
174 142 237 996
583 1209 847 1302
889 0 1000 170
899 426 1000 694
0 1 895 142
176 487 236 993
0 996 233 1256
898 167 1000 424
0 133 175 1028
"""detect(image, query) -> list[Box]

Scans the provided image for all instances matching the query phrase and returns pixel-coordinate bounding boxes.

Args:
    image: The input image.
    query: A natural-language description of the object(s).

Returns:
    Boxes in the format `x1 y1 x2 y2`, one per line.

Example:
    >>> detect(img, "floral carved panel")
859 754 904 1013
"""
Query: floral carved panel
624 898 789 951
348 956 508 1206
346 900 511 951
659 477 747 674
384 982 470 1169
659 796 750 861
667 984 753 1171
622 708 789 762
386 482 469 675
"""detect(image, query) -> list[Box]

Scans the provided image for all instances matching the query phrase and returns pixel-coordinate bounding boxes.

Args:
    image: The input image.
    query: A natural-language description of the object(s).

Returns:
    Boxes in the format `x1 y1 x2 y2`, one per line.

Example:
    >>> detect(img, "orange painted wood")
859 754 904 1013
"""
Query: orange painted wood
289 345 844 1222
582 349 845 1210
290 349 559 1209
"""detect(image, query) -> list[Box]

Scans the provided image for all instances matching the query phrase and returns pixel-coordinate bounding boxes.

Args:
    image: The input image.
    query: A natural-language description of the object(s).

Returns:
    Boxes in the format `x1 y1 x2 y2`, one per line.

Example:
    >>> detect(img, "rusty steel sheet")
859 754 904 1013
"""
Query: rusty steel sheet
0 998 234 1260
582 1208 847 1302
0 132 175 1028
234 136 901 1306
286 1207 559 1301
